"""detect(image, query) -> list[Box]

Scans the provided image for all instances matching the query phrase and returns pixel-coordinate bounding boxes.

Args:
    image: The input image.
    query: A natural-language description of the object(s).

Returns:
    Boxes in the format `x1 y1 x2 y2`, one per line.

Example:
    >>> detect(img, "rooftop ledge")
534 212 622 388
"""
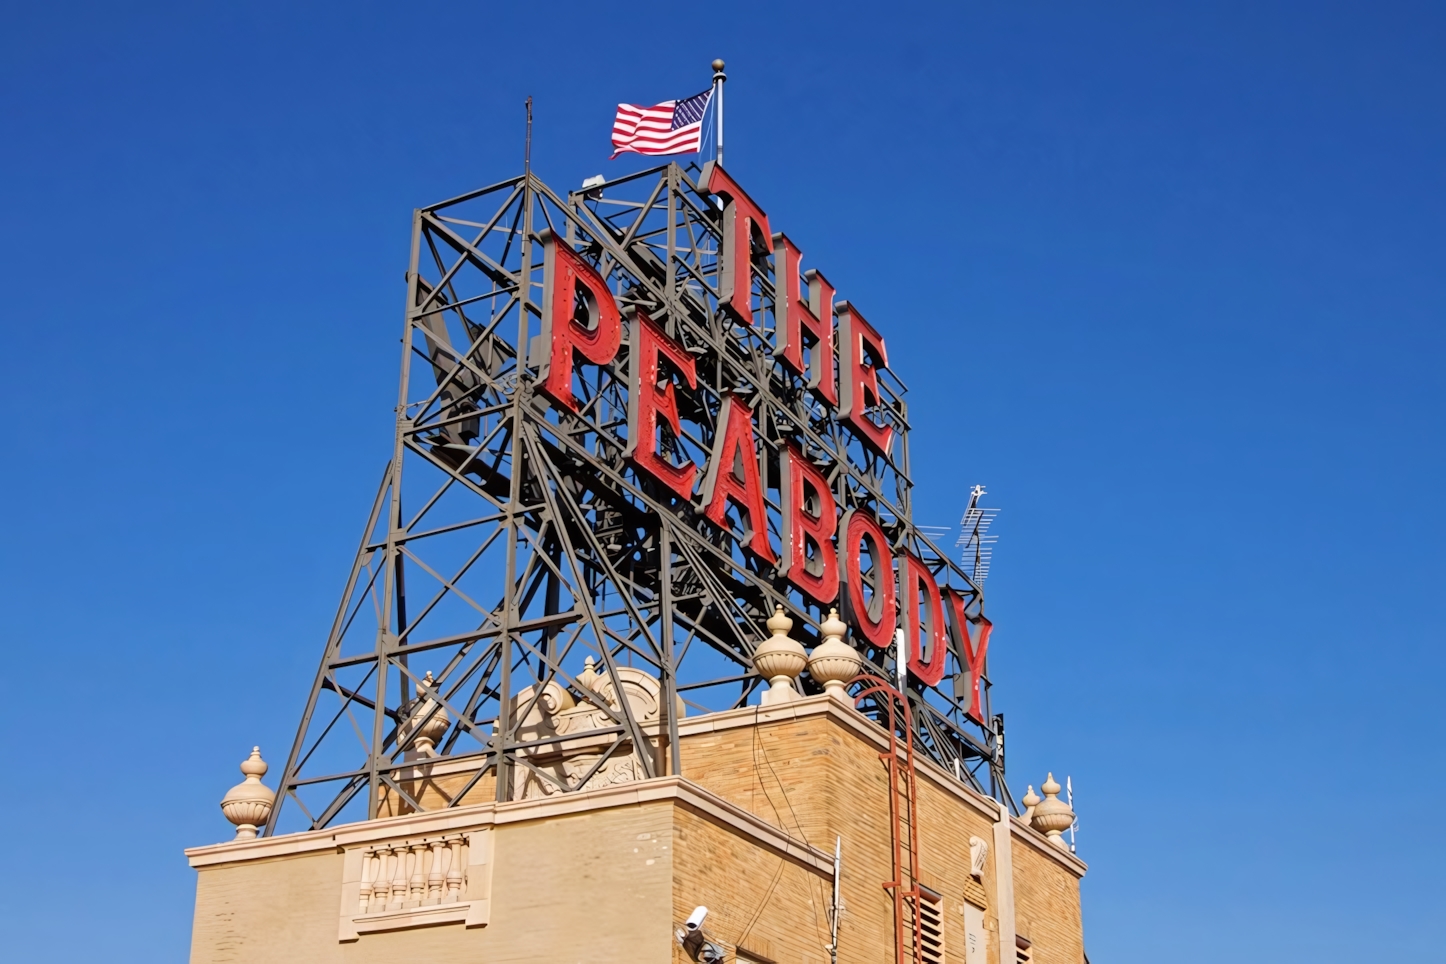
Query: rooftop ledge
187 694 1085 880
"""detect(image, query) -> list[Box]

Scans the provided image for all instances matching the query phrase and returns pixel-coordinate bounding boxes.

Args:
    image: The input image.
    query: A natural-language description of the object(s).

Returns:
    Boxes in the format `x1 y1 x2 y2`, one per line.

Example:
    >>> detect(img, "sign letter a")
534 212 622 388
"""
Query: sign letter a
700 395 777 563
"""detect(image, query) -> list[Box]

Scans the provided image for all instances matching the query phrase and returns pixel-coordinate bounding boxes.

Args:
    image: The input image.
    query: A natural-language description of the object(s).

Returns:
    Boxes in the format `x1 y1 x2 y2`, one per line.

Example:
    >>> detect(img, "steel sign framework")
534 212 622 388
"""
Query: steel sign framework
266 162 1008 835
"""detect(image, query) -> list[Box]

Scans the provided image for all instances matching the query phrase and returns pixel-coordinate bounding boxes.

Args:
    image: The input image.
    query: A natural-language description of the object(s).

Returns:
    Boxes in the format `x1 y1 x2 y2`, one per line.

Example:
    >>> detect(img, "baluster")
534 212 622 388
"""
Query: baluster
370 848 390 912
426 839 447 904
444 835 465 903
388 843 408 910
357 849 376 914
408 841 427 906
378 846 391 910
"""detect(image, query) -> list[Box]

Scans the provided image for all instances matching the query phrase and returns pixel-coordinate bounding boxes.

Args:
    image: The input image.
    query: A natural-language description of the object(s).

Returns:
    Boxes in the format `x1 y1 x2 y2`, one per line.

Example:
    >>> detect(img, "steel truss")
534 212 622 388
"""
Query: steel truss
266 162 1008 835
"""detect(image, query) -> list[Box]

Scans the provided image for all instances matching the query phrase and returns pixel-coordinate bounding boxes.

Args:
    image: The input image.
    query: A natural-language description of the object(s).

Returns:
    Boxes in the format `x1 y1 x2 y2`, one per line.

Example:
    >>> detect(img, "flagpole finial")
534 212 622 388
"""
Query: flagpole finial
710 61 726 167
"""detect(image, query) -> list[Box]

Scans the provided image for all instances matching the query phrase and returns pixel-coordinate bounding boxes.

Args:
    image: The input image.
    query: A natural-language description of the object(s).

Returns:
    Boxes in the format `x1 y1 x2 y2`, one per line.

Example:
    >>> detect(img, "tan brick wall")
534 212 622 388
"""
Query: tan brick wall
191 849 347 963
673 700 1080 964
911 760 1006 964
188 700 1086 964
670 805 833 964
189 848 510 964
190 800 675 964
1009 830 1085 964
486 798 674 963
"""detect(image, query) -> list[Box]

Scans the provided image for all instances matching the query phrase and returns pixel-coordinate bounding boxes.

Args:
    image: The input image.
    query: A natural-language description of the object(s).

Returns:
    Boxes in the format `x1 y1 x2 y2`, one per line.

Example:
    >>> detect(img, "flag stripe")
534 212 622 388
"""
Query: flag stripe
610 89 712 157
617 127 702 147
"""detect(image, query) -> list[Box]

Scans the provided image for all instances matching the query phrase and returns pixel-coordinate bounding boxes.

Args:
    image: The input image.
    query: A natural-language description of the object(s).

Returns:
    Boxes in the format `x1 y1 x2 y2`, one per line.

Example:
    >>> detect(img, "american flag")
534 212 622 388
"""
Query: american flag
610 89 713 158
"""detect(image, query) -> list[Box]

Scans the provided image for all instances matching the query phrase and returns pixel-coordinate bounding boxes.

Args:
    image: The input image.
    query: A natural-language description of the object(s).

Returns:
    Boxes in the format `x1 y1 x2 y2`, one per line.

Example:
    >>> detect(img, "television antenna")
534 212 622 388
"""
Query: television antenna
955 485 999 585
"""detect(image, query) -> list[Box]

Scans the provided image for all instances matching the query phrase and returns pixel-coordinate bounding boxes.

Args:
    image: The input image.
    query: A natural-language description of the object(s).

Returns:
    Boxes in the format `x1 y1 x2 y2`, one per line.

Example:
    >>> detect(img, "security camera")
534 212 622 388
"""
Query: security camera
678 906 713 959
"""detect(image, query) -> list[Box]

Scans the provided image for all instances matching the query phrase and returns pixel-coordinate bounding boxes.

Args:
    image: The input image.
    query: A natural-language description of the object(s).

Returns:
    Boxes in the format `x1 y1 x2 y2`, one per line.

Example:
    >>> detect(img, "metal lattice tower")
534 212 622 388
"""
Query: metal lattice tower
266 163 1006 835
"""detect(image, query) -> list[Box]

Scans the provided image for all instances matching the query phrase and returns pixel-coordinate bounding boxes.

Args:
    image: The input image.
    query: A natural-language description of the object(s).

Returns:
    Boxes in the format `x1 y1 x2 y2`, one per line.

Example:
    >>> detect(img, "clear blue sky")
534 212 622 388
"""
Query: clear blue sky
2 2 1442 960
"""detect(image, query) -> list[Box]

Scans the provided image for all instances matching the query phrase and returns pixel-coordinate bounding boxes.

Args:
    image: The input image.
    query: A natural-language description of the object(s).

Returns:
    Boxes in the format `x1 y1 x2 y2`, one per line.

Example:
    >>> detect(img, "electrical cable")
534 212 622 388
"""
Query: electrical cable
731 706 831 956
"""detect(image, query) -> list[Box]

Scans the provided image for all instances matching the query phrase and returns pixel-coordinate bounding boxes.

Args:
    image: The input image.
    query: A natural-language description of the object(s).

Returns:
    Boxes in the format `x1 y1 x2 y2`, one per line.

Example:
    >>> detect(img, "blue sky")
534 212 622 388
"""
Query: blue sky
2 1 1442 960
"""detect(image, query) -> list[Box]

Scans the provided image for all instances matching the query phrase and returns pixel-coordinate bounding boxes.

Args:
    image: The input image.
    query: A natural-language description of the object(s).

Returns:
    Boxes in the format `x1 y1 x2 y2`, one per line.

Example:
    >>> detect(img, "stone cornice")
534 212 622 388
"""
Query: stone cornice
185 775 834 876
1009 815 1088 877
188 695 1085 880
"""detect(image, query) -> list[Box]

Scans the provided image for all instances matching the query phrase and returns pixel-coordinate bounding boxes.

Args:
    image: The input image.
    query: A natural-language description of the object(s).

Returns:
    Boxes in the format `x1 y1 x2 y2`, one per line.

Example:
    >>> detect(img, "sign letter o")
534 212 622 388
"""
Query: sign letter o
840 509 896 650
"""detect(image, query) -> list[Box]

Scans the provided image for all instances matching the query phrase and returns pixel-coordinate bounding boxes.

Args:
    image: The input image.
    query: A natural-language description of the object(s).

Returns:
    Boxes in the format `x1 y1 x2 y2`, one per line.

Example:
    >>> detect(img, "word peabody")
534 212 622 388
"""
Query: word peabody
536 164 988 717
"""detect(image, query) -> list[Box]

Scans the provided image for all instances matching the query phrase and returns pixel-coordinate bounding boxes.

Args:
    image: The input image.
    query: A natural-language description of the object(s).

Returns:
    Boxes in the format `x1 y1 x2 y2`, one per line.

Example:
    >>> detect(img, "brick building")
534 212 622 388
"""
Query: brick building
187 159 1088 964
188 677 1085 962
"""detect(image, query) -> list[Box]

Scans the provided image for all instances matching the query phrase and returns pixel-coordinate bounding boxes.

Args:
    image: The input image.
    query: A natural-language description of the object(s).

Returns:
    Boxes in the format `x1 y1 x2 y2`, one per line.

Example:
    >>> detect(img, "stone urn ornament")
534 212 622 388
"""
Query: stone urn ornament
754 605 807 705
220 747 275 841
807 607 863 698
1020 784 1041 824
1029 772 1075 849
404 670 450 757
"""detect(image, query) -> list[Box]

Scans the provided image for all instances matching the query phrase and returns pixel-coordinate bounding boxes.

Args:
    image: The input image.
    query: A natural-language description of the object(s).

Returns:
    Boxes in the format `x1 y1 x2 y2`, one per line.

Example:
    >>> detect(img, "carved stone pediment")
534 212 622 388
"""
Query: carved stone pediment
509 662 679 800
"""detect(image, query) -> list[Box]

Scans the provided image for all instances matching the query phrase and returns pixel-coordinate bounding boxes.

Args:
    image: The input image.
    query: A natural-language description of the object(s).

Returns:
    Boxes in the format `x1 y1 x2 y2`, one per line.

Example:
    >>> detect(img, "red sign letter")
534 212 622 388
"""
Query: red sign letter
836 301 894 456
624 309 697 500
944 590 991 722
772 233 837 406
899 554 946 687
700 395 777 564
702 162 772 326
839 509 896 650
779 442 837 603
538 229 622 411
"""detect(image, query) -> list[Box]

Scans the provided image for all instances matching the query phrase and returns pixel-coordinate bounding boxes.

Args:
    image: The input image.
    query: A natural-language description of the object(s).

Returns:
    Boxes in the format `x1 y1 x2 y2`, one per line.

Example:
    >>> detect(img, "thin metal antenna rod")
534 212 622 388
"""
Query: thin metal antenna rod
524 96 533 174
894 627 908 693
711 59 726 166
1067 776 1077 853
828 835 842 964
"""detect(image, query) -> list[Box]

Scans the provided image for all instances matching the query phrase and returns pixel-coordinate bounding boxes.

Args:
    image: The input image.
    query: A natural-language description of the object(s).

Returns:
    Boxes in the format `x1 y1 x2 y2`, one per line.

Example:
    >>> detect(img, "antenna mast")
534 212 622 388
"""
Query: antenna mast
524 96 533 174
955 484 1000 587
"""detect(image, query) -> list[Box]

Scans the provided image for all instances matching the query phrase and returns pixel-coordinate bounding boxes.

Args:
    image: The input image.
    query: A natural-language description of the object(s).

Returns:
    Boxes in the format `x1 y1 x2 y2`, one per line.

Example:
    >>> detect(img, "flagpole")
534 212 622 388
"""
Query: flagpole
711 58 726 166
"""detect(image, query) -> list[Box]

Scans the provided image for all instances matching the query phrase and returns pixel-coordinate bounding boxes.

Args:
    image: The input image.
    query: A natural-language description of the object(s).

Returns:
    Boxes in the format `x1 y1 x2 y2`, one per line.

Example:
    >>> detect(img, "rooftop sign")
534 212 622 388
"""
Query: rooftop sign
269 161 1004 833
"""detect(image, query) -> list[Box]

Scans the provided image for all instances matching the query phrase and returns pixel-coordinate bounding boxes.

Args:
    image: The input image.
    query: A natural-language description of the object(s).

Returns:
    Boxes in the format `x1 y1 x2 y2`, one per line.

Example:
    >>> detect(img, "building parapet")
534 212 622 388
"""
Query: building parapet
186 774 833 876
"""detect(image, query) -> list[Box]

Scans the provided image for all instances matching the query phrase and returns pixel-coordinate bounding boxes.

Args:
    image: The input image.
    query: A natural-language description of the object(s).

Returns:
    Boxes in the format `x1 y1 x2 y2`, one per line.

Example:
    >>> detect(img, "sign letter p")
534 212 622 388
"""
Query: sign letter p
538 229 622 411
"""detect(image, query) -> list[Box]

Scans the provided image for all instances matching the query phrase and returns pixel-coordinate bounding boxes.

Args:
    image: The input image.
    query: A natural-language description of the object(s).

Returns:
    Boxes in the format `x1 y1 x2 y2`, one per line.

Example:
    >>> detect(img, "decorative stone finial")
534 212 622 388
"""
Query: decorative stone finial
577 655 600 692
1029 772 1075 850
220 747 274 842
807 608 863 699
753 604 806 705
1021 784 1040 824
405 671 450 757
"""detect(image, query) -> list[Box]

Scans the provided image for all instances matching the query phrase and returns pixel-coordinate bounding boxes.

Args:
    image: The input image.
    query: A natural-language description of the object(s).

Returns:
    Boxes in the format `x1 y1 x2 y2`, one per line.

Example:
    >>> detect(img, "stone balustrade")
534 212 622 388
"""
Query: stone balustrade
356 834 469 915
